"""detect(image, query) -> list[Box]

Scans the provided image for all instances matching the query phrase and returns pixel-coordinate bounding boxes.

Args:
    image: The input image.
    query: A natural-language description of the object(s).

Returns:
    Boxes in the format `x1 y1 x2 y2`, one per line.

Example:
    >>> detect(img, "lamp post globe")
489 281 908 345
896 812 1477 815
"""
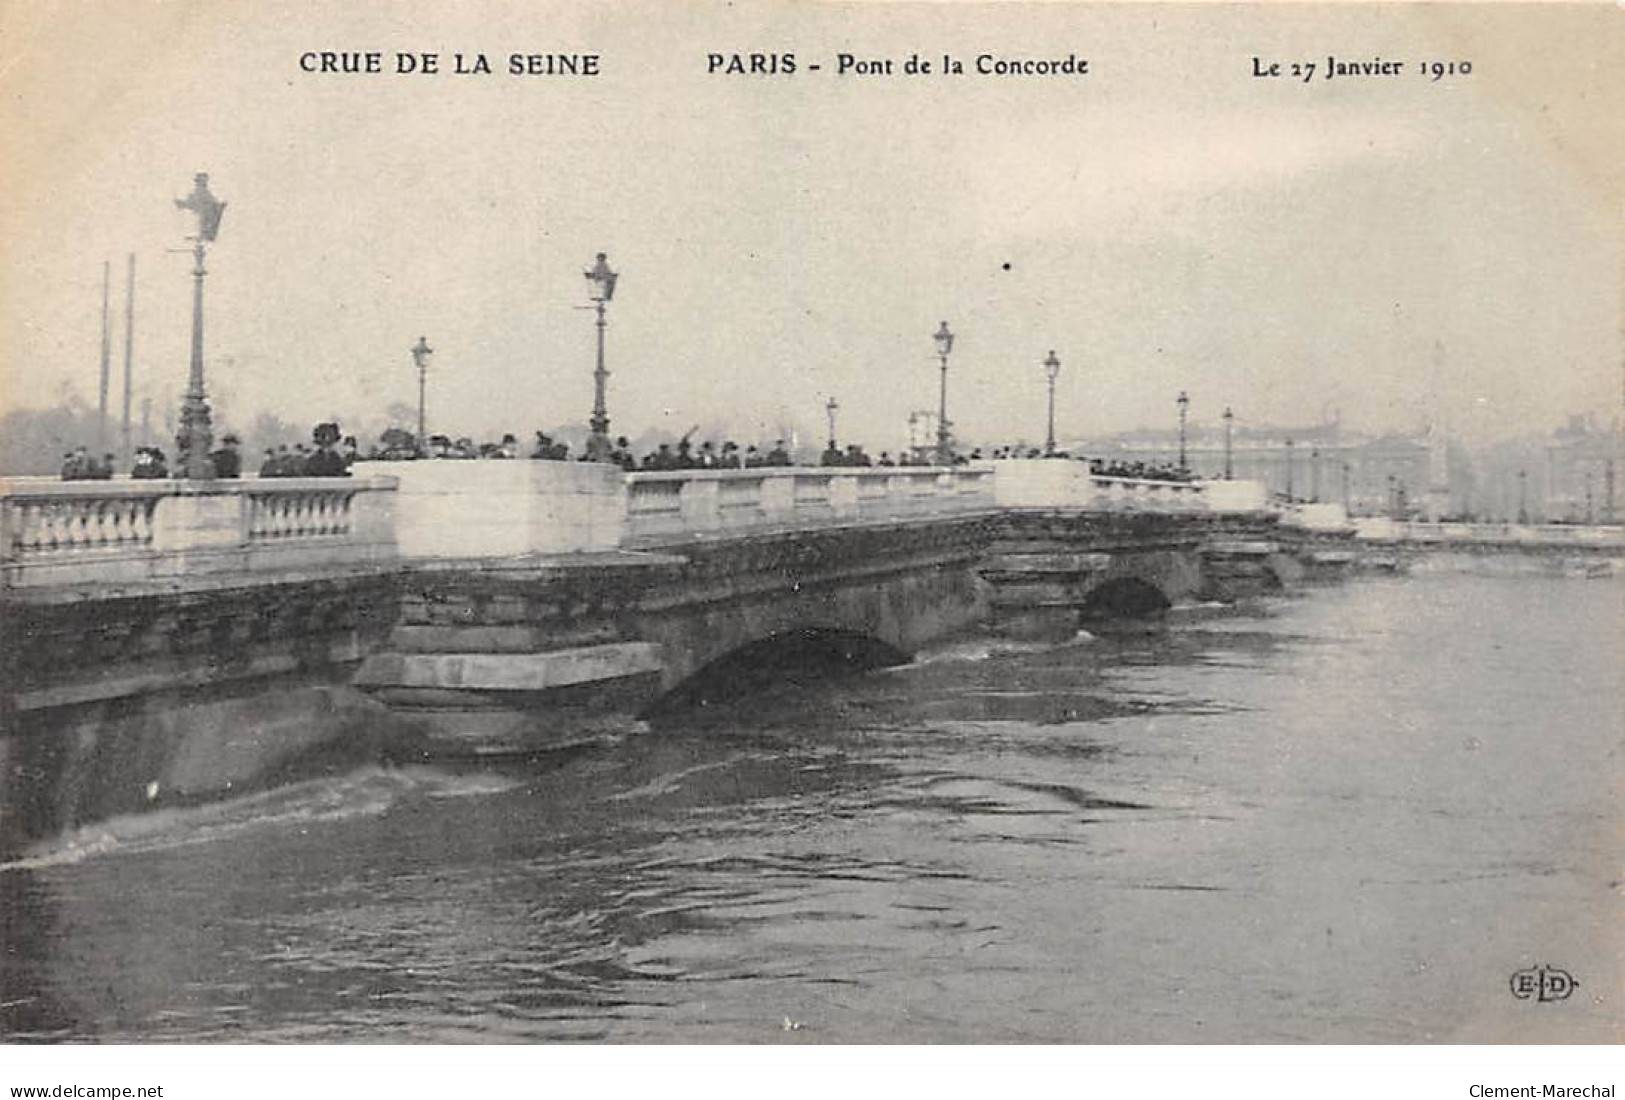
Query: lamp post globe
933 321 955 465
584 251 618 462
1043 350 1061 455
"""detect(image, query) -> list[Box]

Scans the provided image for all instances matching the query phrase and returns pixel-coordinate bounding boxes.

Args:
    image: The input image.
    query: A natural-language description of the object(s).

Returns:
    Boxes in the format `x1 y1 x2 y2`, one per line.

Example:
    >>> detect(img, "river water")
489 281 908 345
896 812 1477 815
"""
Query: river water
2 572 1620 1043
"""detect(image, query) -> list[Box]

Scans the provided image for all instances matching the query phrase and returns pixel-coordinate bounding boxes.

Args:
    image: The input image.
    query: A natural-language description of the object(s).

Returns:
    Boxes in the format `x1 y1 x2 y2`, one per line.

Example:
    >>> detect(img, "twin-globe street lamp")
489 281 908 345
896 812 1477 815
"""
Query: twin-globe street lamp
173 173 226 479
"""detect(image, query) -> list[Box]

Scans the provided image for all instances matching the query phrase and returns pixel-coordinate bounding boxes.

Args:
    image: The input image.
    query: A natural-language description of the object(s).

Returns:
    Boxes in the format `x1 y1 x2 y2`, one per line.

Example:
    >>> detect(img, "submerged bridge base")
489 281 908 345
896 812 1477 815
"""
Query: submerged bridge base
347 511 1298 754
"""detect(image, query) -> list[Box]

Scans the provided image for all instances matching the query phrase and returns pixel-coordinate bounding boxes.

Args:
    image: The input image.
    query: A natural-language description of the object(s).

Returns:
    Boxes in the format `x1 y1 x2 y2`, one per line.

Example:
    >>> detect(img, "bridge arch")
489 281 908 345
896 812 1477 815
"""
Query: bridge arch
1079 576 1172 620
645 627 909 717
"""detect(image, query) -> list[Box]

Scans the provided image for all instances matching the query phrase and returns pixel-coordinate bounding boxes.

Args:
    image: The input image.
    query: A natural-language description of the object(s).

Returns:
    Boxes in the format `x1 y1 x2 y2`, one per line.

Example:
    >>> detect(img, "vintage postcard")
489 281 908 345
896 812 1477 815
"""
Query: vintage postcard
0 0 1620 1083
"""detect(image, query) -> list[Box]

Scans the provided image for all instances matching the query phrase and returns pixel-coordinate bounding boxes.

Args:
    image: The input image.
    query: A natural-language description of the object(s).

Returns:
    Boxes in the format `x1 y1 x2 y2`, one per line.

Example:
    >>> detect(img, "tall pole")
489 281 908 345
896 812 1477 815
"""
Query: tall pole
1045 372 1056 454
1310 447 1321 502
1284 437 1295 501
174 172 224 480
121 254 135 470
825 396 839 449
411 336 432 458
1043 350 1060 456
1176 390 1189 473
933 321 954 466
1518 468 1528 523
1222 406 1234 480
97 260 111 452
177 237 213 477
583 252 617 463
1341 460 1350 508
589 297 609 456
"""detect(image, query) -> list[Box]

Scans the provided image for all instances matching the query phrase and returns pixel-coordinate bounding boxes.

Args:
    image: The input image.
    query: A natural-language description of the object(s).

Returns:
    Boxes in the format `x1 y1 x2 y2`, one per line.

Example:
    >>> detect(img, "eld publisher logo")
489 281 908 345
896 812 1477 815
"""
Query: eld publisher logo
1509 964 1578 1002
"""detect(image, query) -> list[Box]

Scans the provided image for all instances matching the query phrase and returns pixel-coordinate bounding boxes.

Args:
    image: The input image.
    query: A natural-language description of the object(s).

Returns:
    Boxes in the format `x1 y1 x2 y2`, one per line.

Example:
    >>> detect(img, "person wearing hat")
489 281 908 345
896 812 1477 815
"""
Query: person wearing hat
211 433 241 479
305 422 349 477
131 446 168 479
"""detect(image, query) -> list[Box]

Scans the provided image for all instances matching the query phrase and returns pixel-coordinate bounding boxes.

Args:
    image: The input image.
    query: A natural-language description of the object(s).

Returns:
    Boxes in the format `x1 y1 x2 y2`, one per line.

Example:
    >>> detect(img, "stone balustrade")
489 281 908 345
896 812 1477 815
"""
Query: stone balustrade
625 465 997 542
0 476 399 588
2 459 1265 585
989 458 1224 513
1354 518 1625 548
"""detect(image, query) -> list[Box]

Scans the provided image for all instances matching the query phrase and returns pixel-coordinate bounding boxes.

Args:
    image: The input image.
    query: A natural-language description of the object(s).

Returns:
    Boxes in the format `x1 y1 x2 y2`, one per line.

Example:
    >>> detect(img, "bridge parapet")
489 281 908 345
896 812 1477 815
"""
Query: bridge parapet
625 465 996 543
990 458 1260 514
1354 517 1625 549
0 476 398 589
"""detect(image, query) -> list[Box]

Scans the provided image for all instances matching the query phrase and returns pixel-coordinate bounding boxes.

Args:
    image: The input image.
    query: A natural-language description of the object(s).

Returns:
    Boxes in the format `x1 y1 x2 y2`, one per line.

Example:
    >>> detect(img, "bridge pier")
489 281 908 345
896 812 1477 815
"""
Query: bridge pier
976 511 1283 640
350 518 997 753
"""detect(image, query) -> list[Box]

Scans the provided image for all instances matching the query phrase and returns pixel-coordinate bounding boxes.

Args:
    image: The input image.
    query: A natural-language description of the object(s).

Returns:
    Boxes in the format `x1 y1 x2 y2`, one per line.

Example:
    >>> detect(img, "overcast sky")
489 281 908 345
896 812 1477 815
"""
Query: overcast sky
2 2 1620 449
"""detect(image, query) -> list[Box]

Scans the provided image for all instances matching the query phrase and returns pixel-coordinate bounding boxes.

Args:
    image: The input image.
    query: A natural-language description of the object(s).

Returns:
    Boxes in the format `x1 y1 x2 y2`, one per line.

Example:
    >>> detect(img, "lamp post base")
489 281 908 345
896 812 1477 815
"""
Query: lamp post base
176 394 215 480
585 412 612 463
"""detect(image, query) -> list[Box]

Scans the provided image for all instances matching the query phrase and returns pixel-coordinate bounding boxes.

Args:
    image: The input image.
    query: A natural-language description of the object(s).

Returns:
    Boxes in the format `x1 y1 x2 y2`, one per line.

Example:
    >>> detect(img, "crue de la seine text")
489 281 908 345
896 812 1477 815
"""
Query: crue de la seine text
298 52 600 76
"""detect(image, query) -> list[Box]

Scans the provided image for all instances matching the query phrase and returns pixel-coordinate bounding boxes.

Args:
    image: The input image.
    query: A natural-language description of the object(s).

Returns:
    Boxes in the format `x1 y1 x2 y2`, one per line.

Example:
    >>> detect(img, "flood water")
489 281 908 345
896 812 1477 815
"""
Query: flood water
2 573 1620 1043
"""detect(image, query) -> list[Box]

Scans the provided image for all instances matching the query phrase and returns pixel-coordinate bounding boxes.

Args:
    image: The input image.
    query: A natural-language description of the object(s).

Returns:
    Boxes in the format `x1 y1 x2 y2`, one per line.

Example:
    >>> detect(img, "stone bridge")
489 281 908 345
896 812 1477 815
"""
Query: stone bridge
0 458 1488 844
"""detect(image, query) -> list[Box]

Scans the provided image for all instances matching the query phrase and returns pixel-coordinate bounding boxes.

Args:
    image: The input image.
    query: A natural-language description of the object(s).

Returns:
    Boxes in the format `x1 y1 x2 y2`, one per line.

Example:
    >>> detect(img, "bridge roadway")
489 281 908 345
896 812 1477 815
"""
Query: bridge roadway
0 459 1614 847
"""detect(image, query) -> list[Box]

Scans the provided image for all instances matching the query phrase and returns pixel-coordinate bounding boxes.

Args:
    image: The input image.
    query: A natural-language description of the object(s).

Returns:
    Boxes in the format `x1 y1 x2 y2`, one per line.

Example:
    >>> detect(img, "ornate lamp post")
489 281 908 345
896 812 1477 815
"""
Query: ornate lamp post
1284 437 1295 501
583 251 619 462
1222 405 1234 480
825 396 839 450
933 321 954 465
1175 390 1190 473
1310 447 1321 502
173 172 226 479
1042 350 1061 455
410 336 434 457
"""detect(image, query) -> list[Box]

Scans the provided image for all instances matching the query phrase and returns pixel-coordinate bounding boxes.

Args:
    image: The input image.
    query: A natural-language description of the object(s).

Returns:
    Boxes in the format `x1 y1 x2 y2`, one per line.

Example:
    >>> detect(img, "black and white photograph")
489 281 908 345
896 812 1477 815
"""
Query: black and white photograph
0 0 1620 1088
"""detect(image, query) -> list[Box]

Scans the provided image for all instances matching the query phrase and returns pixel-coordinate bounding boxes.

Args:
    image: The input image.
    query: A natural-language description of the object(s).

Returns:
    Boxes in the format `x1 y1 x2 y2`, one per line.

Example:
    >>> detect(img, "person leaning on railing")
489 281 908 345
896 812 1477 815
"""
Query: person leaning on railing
210 434 241 479
304 422 350 477
131 447 169 479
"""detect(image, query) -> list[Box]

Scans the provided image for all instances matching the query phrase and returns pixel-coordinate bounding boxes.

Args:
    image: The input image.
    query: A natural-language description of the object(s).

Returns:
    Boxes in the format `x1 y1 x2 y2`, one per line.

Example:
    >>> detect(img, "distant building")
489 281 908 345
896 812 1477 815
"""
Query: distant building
1544 415 1621 523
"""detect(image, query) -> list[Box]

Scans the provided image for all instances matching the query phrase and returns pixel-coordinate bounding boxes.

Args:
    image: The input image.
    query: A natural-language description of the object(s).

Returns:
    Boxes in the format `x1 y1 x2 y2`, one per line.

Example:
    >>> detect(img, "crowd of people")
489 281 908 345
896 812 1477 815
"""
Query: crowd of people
57 447 118 480
1086 458 1197 482
257 424 353 477
58 419 1199 485
58 423 357 481
622 437 790 470
60 443 179 479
